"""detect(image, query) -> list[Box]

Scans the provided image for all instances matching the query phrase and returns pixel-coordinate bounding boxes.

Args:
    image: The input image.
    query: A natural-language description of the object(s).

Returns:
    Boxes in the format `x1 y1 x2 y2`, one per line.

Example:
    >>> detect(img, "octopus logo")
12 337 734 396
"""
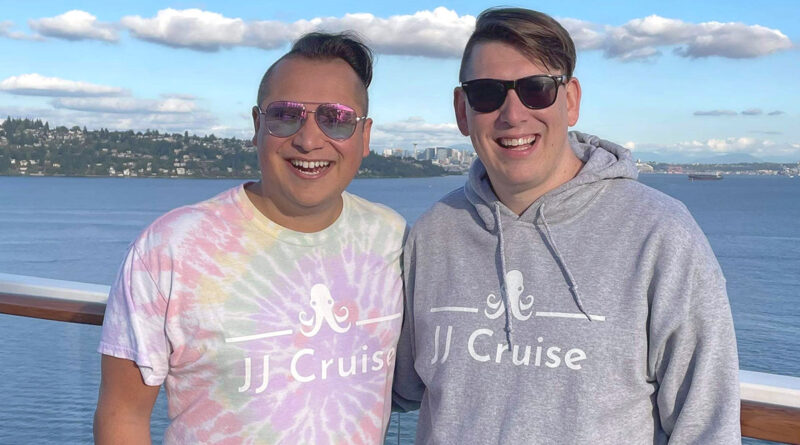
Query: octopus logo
299 283 351 337
485 270 534 321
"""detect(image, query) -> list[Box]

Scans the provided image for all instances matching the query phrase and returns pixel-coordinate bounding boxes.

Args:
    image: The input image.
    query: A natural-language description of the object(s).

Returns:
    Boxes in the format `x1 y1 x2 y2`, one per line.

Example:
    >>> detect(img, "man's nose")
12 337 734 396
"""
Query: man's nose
292 112 325 152
497 89 529 126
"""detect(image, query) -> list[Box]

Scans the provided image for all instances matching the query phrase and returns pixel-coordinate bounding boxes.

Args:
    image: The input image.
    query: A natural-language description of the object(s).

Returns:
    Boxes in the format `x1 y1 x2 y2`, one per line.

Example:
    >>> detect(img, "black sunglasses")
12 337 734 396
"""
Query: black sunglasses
460 74 568 113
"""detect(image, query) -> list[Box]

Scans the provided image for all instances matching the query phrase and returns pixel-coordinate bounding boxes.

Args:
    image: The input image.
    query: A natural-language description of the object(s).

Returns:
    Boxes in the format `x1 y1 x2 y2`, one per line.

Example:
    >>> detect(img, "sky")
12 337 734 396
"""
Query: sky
1 1 798 162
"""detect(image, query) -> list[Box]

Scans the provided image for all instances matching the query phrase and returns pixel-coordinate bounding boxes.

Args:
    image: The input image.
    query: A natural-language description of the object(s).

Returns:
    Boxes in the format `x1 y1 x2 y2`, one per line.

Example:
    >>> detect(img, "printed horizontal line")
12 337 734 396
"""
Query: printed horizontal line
225 329 293 343
356 312 402 326
536 311 606 321
430 306 479 313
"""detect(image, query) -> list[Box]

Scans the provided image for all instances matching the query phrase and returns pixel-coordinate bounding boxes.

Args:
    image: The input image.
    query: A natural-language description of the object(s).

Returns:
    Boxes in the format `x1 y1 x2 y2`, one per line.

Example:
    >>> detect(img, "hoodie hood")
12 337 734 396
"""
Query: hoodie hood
464 131 638 344
466 131 639 231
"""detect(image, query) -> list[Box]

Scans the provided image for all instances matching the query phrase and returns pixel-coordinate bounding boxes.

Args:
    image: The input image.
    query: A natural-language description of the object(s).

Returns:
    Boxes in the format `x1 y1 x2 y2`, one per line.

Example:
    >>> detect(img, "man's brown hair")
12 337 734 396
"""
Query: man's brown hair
256 31 373 112
459 8 576 82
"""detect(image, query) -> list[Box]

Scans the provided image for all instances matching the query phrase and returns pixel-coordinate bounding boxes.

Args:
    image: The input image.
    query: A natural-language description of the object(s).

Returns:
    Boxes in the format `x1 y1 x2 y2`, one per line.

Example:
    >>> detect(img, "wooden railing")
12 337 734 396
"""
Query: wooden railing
1 272 799 444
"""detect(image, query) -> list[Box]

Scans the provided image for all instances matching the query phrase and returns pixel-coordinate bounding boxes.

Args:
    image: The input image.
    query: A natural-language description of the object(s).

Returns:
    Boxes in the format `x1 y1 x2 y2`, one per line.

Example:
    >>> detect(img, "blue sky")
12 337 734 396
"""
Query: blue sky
1 1 798 161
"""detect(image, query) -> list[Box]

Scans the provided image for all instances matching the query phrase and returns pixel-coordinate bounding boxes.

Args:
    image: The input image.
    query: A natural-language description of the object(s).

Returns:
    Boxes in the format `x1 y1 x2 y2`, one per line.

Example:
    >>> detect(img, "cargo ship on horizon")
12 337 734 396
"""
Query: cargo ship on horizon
689 172 723 181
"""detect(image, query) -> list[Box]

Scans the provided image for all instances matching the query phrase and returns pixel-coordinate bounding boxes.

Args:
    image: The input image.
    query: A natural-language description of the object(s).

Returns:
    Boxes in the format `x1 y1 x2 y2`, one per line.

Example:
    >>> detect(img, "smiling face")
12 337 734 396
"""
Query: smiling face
250 56 371 232
455 41 583 214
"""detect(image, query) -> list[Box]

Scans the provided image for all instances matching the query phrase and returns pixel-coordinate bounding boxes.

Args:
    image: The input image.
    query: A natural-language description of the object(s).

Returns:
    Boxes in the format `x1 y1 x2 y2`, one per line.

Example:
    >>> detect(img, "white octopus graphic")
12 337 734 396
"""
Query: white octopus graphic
299 283 351 337
485 270 534 321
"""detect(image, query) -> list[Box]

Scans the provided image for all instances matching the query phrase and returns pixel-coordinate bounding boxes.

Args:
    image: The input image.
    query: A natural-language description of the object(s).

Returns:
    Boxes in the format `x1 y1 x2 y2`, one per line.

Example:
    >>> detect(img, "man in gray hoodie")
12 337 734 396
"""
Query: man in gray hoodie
393 7 741 444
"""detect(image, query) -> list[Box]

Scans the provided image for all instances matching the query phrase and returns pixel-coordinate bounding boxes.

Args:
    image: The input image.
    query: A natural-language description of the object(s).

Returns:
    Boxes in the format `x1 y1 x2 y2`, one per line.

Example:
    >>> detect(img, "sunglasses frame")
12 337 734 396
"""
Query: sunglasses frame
255 101 367 141
460 74 569 113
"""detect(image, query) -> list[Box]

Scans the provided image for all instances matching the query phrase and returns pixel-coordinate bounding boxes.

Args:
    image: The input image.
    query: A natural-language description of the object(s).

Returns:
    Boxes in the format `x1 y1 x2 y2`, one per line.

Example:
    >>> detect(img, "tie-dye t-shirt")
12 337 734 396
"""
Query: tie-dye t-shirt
98 184 406 444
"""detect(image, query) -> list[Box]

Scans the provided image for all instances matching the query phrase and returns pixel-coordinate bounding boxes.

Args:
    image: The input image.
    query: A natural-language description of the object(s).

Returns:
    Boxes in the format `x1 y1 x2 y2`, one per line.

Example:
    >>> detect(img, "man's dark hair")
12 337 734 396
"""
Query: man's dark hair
256 32 373 112
459 8 576 82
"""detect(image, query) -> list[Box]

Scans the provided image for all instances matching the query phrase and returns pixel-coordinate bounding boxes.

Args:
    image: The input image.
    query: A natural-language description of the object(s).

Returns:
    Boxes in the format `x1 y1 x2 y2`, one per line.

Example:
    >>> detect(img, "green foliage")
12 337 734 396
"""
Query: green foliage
0 118 450 179
358 152 447 177
0 118 258 178
0 154 10 174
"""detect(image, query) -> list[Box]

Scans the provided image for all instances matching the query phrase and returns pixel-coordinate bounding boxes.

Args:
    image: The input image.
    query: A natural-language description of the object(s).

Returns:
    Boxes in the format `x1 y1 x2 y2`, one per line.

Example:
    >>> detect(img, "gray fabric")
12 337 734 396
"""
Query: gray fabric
393 131 741 444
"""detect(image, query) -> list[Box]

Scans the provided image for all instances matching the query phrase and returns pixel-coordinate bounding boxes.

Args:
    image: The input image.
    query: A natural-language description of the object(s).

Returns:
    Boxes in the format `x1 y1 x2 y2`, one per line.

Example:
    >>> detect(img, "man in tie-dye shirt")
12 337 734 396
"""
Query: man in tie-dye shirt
94 32 406 445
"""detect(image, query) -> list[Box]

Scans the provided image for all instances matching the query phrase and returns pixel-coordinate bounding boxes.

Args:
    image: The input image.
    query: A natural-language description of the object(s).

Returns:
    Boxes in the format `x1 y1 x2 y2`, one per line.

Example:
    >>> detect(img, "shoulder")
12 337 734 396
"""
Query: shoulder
409 186 471 239
604 179 700 235
343 191 407 236
345 192 405 224
600 179 718 267
133 185 243 253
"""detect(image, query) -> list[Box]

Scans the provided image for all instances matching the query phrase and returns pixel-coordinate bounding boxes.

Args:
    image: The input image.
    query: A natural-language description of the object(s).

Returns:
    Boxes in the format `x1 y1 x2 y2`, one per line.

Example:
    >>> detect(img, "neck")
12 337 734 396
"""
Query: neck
244 182 343 233
494 151 584 215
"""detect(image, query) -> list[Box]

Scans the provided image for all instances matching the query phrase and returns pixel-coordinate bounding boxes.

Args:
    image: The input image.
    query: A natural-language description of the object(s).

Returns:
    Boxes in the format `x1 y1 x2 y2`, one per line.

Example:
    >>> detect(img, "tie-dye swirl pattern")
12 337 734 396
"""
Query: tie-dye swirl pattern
99 185 406 444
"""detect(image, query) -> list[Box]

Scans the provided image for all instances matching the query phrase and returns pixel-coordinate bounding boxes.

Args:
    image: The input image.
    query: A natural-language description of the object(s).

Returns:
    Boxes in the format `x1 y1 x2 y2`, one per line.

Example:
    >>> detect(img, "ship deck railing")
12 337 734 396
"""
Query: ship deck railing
1 272 799 444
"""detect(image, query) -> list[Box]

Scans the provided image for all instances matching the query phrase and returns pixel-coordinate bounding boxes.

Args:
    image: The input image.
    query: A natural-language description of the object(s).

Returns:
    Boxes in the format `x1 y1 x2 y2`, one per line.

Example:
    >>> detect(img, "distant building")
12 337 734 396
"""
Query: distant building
381 148 405 158
635 161 654 173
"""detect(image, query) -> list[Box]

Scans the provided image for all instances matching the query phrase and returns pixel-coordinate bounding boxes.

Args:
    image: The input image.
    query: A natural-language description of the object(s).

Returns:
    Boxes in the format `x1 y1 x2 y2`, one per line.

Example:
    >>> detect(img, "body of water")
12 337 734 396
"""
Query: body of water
1 173 798 444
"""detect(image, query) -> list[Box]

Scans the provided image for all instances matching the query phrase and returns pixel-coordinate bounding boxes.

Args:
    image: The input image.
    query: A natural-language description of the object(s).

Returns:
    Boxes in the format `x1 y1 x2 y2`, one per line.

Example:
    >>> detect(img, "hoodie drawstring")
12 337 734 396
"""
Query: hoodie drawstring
493 202 514 346
539 203 592 321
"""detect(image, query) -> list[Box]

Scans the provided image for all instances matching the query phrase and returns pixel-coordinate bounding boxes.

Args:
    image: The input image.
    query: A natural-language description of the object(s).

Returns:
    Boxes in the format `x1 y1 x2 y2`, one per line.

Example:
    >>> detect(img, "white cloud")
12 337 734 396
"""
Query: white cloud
51 97 196 114
676 22 792 58
28 10 118 42
707 137 758 152
97 112 220 134
635 137 800 157
296 8 476 58
559 18 605 51
245 20 307 50
694 110 738 116
0 74 127 97
160 93 196 100
0 20 44 41
119 7 475 57
371 116 466 149
597 15 792 61
694 109 786 117
121 8 250 51
0 105 222 136
11 9 795 62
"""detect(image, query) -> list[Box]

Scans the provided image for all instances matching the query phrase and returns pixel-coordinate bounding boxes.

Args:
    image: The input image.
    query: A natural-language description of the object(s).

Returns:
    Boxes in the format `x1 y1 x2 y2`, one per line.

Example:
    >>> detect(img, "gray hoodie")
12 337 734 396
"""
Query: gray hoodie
393 132 741 444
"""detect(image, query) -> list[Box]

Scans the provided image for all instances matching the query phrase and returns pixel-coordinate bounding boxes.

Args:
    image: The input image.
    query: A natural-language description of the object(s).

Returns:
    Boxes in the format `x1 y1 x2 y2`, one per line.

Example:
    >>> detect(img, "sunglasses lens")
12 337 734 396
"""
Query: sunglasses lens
464 79 507 113
316 104 358 140
264 101 304 137
517 76 558 109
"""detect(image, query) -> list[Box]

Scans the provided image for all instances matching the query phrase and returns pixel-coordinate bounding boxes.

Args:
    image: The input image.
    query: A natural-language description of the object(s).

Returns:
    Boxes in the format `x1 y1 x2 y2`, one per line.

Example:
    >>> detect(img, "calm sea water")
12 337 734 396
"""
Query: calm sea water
0 174 798 444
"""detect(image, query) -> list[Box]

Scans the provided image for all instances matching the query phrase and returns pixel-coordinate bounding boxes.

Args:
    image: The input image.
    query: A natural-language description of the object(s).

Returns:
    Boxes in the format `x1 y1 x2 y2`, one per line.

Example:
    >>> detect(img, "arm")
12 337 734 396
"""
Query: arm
648 216 741 443
94 355 161 445
392 234 424 412
95 242 170 444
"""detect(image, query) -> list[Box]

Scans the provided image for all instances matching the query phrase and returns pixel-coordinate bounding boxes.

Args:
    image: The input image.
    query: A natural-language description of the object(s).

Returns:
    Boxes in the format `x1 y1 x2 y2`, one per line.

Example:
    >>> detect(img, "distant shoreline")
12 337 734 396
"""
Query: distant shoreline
0 172 465 180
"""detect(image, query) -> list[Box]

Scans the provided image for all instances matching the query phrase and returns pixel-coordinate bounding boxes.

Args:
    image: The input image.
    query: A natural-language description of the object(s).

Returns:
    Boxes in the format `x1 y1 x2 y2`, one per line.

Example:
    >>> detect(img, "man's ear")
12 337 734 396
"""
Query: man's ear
361 118 372 158
565 77 581 127
251 106 261 146
454 87 470 136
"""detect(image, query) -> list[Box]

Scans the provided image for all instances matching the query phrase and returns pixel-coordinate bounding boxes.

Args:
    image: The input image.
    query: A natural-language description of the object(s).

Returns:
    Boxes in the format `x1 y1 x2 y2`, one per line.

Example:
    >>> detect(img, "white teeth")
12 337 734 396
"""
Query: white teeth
500 136 536 147
290 160 331 170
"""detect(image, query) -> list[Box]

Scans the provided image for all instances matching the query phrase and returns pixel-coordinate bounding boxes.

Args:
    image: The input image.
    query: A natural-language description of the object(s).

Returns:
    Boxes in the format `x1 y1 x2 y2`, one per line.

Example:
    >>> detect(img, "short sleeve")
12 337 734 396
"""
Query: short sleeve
98 243 170 386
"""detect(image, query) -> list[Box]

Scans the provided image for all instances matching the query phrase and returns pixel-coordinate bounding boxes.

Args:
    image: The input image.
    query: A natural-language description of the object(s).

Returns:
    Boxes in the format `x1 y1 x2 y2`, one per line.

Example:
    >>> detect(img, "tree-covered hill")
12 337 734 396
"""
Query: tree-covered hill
0 118 447 178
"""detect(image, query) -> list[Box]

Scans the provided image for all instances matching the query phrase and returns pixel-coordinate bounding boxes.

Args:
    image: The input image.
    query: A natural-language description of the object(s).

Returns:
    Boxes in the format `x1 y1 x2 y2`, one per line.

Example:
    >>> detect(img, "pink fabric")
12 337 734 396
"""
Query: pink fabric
99 185 406 444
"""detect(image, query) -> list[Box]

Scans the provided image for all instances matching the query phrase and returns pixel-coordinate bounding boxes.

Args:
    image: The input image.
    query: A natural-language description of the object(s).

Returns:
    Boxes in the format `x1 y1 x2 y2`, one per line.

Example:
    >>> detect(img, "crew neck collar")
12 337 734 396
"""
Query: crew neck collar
234 183 349 247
